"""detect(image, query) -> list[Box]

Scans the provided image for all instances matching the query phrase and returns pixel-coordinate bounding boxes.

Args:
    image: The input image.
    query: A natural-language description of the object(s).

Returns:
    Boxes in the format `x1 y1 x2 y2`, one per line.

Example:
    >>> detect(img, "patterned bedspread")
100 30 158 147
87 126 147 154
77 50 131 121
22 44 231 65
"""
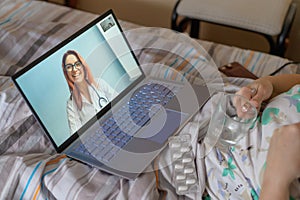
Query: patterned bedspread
1 0 299 199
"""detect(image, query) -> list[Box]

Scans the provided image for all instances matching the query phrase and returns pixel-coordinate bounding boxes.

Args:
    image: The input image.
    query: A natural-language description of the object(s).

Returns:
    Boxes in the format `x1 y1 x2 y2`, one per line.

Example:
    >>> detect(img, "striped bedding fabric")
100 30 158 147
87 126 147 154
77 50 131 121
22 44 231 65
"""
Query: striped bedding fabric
1 0 299 199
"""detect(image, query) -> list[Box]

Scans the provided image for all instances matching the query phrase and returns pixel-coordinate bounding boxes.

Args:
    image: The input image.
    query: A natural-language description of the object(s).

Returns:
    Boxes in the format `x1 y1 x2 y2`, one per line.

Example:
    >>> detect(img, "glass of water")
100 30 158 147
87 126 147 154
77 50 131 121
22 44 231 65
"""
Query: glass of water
204 92 257 152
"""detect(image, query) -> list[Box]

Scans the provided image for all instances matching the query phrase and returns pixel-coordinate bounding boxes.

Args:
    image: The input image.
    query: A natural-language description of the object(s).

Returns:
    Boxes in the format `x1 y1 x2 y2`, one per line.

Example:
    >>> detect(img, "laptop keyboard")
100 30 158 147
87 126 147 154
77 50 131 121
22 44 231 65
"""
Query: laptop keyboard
74 81 182 163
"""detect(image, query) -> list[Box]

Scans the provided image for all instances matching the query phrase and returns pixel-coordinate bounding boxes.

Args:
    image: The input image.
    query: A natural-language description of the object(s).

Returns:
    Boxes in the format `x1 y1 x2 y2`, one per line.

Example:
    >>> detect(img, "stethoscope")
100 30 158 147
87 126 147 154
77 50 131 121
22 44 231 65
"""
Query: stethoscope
91 84 109 109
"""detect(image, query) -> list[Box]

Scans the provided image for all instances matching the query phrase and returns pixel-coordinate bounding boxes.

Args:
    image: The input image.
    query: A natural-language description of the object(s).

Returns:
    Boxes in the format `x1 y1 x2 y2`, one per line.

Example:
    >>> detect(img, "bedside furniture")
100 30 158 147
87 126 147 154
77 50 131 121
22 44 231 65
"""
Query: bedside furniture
171 0 297 57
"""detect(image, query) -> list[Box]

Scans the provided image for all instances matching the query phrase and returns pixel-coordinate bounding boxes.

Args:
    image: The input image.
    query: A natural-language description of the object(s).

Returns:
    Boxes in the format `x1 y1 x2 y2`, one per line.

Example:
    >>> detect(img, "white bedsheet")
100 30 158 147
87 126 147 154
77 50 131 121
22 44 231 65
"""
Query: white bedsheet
1 0 299 199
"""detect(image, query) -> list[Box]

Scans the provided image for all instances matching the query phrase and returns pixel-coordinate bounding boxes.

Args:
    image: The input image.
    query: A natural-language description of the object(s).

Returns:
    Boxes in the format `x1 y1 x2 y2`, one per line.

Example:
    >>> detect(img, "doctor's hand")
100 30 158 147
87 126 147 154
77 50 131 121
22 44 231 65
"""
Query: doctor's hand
236 77 273 111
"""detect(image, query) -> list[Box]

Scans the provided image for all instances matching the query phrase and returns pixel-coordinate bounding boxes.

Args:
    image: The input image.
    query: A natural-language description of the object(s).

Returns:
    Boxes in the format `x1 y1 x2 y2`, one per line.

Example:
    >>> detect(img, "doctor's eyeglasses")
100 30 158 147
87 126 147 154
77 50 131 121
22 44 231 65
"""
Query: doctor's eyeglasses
65 61 83 72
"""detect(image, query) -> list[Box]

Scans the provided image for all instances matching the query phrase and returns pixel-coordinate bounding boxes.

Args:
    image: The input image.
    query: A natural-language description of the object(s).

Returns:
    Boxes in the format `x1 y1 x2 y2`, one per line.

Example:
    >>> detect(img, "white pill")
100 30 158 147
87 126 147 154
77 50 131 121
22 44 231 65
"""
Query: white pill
176 174 186 180
180 147 190 153
173 152 182 159
175 163 184 170
186 178 196 185
182 157 193 163
184 168 194 174
178 185 188 192
170 142 181 148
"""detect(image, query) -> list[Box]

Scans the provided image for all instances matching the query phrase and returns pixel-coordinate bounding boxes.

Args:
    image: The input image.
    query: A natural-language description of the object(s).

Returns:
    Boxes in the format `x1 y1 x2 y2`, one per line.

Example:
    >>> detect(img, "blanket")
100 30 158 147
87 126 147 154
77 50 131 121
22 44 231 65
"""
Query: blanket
1 0 299 199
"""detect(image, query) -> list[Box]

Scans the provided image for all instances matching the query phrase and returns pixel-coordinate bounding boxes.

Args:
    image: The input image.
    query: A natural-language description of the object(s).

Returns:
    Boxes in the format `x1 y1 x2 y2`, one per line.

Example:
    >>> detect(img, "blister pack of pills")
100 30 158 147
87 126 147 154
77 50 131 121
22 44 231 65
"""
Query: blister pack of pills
168 134 199 195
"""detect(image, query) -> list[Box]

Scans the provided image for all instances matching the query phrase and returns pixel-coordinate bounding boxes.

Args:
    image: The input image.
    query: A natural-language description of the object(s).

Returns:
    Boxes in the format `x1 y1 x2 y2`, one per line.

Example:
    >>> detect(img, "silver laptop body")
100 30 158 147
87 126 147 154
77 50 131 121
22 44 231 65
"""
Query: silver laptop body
12 10 210 179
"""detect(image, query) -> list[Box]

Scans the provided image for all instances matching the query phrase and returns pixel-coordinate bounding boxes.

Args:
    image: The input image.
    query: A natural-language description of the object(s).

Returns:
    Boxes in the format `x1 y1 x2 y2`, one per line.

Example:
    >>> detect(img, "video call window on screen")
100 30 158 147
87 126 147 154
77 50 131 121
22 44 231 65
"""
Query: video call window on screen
15 14 142 147
100 16 115 32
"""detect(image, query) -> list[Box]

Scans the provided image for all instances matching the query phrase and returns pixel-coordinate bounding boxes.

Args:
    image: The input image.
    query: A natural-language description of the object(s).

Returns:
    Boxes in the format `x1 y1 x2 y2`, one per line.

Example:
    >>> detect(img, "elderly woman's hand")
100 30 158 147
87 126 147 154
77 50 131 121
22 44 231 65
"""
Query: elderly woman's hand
260 122 300 199
267 122 300 184
236 77 273 111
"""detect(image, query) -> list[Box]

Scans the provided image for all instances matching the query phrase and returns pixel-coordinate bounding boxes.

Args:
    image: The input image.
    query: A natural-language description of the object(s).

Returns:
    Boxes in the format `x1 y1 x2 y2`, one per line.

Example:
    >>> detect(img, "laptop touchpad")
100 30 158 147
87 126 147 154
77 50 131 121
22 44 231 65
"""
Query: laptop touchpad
134 108 188 144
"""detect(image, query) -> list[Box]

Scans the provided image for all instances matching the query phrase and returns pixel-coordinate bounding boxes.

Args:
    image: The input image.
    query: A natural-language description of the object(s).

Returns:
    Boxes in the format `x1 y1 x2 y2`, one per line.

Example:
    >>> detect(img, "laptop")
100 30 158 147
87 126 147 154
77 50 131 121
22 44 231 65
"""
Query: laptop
12 10 210 179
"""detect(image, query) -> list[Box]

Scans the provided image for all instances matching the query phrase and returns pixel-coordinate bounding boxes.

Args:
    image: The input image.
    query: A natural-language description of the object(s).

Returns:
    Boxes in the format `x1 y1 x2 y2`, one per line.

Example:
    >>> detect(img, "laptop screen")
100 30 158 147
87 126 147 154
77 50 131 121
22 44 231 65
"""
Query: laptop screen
13 11 143 148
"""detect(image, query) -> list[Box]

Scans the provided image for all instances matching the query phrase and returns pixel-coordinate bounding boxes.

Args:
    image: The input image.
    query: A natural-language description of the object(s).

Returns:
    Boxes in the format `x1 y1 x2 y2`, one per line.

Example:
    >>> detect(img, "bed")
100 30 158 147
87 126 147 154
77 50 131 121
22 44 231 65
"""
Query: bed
1 0 299 199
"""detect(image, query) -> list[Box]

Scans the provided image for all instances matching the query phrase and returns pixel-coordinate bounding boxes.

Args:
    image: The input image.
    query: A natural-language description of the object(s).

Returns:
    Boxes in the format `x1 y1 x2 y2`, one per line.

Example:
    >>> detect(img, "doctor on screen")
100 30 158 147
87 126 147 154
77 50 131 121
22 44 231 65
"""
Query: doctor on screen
62 50 118 134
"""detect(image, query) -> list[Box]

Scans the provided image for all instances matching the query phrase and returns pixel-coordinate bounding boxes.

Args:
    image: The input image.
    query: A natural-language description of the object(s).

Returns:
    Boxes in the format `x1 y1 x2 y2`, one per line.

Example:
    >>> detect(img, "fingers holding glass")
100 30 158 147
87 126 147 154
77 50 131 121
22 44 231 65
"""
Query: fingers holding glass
233 93 257 120
205 93 258 154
